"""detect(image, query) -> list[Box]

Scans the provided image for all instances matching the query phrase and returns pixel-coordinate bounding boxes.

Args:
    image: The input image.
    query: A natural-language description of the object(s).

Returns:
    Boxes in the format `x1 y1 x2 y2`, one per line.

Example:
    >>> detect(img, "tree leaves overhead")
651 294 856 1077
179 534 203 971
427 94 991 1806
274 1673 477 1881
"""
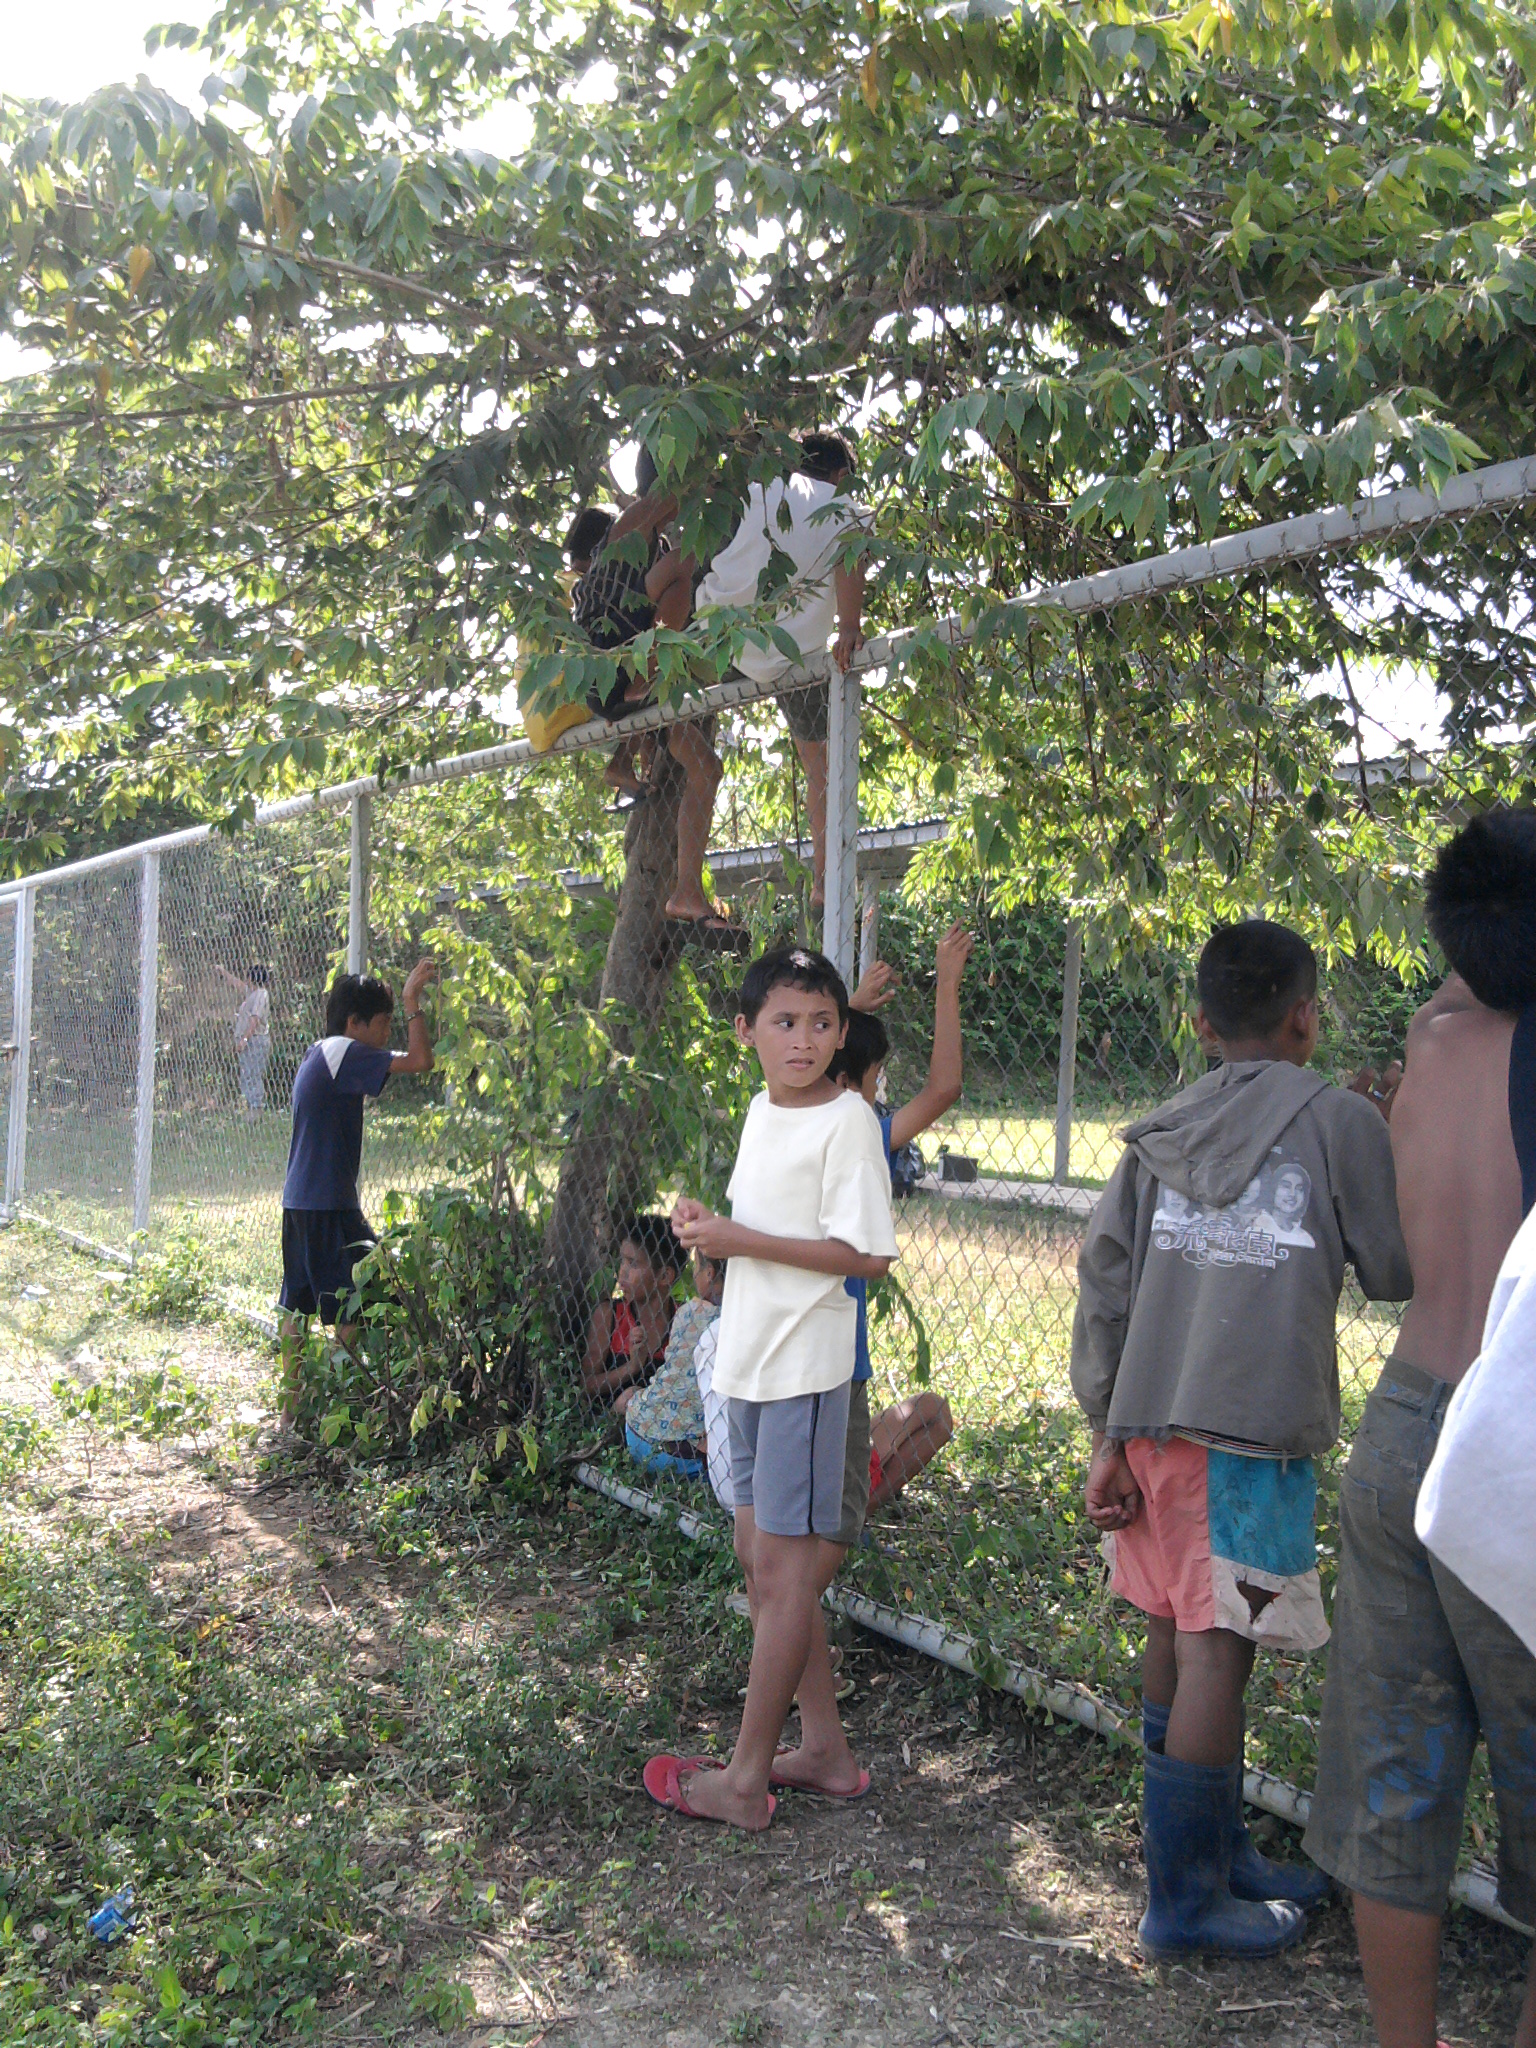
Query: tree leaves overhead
2 0 1535 936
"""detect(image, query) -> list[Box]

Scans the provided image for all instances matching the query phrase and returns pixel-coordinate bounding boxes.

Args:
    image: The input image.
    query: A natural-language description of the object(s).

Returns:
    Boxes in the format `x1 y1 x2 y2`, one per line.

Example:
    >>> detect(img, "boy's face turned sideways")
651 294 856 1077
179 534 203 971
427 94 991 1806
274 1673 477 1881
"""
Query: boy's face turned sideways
736 983 847 1104
617 1238 670 1305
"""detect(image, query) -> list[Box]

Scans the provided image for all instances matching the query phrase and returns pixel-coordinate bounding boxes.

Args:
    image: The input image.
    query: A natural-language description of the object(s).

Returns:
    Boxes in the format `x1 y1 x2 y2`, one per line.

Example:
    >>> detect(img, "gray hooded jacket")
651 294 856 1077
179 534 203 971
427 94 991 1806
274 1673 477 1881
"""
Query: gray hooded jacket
1070 1059 1412 1457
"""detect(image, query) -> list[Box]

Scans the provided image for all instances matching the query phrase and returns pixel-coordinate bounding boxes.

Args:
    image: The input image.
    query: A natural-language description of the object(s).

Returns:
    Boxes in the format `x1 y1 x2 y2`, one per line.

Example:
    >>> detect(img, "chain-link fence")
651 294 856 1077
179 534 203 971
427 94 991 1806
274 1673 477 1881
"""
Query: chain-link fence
5 455 1534 1926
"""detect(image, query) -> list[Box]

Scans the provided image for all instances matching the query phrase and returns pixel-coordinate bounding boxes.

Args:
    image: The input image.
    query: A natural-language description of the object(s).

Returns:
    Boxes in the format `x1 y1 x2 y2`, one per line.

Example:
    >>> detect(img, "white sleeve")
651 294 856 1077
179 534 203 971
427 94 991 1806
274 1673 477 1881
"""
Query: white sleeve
1416 1210 1536 1658
819 1102 899 1258
694 1322 734 1513
695 488 772 613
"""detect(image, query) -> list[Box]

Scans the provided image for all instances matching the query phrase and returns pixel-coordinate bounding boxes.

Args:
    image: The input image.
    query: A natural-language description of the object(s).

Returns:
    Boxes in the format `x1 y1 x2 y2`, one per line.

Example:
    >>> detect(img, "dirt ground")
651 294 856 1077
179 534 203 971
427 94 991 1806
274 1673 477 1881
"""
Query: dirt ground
0 1225 1529 2048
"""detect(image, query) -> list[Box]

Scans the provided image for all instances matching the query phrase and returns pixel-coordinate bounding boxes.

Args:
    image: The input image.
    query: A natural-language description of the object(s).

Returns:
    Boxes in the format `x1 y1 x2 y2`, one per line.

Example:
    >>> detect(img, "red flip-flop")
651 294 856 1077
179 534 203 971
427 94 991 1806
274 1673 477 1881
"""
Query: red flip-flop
767 1762 873 1800
643 1754 776 1826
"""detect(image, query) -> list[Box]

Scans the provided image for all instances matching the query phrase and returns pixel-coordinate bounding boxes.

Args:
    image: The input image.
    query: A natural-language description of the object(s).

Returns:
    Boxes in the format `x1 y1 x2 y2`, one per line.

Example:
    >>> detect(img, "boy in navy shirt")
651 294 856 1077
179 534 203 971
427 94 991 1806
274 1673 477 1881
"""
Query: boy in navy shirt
278 958 436 1416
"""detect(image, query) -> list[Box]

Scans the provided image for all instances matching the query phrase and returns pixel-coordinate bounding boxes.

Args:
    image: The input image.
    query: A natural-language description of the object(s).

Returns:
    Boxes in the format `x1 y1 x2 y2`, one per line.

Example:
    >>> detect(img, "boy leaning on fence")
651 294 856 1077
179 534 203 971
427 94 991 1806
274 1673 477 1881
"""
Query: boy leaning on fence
645 946 898 1830
1071 920 1412 1962
276 960 437 1421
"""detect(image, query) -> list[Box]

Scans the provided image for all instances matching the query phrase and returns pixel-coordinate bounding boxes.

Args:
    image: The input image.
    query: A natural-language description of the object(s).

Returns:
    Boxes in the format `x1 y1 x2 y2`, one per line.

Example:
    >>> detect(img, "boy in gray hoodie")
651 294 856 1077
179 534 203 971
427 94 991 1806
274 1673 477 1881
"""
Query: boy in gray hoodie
1072 920 1412 1961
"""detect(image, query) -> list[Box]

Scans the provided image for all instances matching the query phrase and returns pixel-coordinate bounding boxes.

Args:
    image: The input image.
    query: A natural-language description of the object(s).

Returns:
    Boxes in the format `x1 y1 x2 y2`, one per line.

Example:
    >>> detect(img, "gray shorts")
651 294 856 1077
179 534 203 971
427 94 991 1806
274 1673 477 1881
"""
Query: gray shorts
728 1381 852 1539
777 679 829 746
1303 1358 1536 1923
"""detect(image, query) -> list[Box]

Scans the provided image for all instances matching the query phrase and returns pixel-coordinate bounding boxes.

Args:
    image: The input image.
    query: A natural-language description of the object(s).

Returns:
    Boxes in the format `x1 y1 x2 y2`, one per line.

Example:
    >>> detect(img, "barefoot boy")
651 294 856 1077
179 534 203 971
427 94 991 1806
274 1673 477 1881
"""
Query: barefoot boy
1304 809 1536 2048
1072 920 1411 1958
646 946 897 1829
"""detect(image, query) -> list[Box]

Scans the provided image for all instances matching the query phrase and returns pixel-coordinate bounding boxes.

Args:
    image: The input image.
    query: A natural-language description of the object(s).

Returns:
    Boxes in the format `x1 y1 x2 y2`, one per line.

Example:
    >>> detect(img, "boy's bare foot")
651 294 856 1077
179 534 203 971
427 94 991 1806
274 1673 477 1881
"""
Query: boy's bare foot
674 1762 774 1831
766 1742 867 1798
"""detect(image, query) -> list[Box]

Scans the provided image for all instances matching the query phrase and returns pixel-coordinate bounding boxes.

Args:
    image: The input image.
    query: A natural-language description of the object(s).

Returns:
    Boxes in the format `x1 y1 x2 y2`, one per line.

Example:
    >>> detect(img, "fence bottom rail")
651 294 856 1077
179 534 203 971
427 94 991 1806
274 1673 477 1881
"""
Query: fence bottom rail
572 1462 1530 1941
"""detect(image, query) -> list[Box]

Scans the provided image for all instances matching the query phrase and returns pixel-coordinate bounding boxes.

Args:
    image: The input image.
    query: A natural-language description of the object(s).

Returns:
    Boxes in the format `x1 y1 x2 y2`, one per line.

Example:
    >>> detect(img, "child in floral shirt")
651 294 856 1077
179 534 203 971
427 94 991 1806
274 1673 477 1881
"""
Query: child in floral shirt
625 1250 726 1477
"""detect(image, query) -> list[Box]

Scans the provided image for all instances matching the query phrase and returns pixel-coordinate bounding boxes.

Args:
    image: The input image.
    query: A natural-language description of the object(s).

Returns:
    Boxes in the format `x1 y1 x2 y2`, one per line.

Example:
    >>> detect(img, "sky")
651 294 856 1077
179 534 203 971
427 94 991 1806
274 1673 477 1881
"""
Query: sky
1 4 1451 750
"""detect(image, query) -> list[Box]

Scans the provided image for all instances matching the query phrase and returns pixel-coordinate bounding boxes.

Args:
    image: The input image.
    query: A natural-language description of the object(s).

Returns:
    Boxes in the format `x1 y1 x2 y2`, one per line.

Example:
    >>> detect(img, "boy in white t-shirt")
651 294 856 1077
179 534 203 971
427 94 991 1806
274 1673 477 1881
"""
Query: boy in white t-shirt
644 947 898 1831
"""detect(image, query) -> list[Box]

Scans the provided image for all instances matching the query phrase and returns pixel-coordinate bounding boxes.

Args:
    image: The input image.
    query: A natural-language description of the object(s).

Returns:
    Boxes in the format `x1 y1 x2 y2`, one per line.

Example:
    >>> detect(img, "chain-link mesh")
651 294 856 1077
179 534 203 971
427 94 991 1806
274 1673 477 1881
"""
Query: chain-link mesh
25 864 144 1251
6 465 1531 1881
0 894 14 1200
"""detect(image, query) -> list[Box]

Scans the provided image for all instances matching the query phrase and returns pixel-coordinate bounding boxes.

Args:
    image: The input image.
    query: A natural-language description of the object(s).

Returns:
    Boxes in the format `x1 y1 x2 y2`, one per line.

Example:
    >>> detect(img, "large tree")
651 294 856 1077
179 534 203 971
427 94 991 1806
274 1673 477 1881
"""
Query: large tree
4 0 1536 1290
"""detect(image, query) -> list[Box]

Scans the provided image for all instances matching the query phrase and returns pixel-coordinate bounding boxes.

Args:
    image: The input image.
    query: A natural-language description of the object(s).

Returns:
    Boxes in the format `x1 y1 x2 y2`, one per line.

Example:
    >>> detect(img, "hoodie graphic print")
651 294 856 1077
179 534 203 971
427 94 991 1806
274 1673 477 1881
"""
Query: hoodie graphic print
1071 1060 1413 1457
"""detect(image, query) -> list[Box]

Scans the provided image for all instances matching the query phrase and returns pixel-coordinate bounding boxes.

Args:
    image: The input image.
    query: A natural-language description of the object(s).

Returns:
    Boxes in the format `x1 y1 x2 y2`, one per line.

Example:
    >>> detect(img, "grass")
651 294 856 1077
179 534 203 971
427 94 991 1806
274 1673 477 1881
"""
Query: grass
0 1221 1524 2048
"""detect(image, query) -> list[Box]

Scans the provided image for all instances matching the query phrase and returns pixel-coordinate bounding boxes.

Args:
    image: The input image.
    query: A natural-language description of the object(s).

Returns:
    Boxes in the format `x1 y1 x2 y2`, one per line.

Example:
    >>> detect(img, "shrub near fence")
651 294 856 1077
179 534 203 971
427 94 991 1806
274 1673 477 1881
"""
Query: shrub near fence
6 459 1536 1925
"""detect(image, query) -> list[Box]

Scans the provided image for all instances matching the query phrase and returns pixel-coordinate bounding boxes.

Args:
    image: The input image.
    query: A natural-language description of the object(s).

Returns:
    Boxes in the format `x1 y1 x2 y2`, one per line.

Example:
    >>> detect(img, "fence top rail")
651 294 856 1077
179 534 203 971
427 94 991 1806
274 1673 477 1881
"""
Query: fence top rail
8 453 1534 899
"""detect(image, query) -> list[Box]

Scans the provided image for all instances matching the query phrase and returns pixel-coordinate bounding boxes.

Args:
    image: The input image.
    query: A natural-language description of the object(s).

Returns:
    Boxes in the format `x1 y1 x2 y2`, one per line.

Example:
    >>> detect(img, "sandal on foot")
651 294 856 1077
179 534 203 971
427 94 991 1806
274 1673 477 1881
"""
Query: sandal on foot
667 910 752 956
643 1754 775 1826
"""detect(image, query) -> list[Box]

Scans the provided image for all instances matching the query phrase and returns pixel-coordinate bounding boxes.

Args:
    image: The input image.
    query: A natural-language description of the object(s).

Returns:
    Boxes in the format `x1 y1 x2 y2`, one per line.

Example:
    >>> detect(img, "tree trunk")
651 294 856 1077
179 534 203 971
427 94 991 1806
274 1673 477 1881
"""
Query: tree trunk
545 743 687 1333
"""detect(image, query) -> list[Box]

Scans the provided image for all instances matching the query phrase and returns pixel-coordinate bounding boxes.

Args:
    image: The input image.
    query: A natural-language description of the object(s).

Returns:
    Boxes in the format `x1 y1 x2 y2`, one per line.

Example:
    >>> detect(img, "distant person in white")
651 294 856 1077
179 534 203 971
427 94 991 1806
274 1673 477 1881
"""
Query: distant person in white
218 963 272 1120
694 432 869 910
1416 1201 1536 1659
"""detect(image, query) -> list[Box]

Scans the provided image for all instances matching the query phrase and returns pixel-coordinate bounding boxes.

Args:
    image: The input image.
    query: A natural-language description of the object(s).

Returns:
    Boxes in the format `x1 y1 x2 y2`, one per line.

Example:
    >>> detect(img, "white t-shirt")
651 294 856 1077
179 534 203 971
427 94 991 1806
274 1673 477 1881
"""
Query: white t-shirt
694 476 870 686
233 986 270 1045
1416 1204 1536 1658
709 1089 898 1404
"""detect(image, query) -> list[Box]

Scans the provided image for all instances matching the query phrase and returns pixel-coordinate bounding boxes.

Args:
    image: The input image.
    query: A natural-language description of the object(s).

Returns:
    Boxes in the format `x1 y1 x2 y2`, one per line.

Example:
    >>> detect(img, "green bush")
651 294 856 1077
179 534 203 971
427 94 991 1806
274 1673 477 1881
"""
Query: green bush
295 1181 555 1475
107 1228 215 1323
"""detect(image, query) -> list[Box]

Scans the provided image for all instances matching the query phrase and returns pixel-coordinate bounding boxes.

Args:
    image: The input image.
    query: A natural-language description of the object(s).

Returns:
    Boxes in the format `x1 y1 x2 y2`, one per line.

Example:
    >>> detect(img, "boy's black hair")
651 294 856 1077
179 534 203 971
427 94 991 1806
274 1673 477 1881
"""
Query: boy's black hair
1196 921 1317 1040
1426 808 1536 1011
828 1008 889 1087
249 964 269 987
797 430 856 483
619 1213 681 1277
635 444 659 496
565 506 615 564
738 945 849 1024
326 973 393 1037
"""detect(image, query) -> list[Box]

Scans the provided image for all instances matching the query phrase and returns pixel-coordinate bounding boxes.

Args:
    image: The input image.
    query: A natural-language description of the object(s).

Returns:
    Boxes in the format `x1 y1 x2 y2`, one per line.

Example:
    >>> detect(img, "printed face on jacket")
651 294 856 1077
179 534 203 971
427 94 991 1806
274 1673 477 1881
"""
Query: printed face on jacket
1150 1149 1317 1270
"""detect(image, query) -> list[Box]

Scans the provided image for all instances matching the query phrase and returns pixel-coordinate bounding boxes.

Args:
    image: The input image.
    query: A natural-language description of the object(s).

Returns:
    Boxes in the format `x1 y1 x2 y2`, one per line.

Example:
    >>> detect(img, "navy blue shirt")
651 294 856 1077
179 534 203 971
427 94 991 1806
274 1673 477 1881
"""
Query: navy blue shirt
282 1037 394 1212
847 1113 896 1384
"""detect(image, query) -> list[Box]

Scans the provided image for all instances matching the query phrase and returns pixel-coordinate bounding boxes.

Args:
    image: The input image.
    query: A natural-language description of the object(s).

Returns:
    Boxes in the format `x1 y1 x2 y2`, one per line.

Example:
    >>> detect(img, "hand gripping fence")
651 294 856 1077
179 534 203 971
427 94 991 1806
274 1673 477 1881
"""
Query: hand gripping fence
6 456 1536 1933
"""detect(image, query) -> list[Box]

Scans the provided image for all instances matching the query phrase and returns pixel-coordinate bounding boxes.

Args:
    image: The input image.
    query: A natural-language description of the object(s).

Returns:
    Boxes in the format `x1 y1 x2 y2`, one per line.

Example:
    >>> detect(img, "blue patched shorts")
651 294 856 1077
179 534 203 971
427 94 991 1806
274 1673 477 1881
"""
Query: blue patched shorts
1103 1434 1328 1653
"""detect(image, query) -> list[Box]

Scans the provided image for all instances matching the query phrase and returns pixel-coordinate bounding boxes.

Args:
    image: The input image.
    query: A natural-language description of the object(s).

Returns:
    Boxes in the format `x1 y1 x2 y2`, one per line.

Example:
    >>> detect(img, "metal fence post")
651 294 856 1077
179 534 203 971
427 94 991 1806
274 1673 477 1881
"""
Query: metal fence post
348 792 372 975
821 668 861 981
857 872 881 986
1053 921 1083 1184
4 888 35 1216
132 853 160 1237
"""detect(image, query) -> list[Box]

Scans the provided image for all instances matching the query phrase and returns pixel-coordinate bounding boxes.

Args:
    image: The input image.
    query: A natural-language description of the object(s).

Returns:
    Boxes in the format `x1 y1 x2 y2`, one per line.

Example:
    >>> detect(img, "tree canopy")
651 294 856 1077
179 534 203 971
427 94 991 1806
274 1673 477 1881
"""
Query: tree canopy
3 0 1536 953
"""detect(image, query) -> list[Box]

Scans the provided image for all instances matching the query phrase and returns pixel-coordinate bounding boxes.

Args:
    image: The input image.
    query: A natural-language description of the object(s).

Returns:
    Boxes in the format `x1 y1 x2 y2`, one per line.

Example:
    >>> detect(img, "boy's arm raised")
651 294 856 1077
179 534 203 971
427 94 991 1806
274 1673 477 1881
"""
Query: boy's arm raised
888 925 972 1152
389 958 437 1077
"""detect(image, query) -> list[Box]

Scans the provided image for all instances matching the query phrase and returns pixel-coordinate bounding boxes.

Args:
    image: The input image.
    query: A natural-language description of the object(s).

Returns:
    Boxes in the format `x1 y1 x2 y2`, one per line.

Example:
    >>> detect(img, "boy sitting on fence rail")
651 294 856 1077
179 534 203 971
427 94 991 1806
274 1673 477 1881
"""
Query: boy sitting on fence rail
1072 920 1411 1960
277 960 436 1421
647 946 897 1829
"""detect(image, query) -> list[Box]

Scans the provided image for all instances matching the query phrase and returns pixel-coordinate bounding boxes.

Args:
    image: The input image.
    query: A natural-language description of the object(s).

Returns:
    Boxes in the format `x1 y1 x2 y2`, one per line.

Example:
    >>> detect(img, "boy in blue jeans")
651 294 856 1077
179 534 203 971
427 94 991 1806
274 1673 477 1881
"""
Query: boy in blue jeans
1072 921 1411 1958
646 947 897 1830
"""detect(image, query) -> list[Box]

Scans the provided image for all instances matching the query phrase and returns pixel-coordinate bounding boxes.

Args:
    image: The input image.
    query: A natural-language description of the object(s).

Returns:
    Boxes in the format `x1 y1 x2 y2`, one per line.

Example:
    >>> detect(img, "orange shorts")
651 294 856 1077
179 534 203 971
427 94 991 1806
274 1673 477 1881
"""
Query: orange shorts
1102 1435 1328 1653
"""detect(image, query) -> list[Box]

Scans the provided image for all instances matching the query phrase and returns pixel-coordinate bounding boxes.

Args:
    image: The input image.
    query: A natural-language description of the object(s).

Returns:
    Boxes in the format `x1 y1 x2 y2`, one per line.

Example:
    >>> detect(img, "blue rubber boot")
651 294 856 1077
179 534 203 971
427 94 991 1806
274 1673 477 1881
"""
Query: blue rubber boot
1138 1746 1307 1960
1142 1699 1330 1908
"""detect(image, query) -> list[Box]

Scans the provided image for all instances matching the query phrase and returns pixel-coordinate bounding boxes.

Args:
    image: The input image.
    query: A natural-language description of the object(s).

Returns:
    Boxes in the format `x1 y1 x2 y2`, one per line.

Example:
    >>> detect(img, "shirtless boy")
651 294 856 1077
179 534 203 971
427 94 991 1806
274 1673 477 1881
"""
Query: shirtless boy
1304 808 1536 2048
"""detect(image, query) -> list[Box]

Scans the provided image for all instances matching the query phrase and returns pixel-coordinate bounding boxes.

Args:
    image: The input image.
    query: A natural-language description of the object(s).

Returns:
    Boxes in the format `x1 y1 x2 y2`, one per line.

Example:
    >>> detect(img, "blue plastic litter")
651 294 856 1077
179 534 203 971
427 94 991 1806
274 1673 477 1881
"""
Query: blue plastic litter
87 1887 135 1944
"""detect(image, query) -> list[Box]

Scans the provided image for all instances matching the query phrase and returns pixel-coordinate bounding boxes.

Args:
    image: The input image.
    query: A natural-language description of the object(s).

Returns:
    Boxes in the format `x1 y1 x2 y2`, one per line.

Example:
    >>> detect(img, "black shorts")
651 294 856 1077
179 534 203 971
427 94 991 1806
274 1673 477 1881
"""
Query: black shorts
279 1208 376 1324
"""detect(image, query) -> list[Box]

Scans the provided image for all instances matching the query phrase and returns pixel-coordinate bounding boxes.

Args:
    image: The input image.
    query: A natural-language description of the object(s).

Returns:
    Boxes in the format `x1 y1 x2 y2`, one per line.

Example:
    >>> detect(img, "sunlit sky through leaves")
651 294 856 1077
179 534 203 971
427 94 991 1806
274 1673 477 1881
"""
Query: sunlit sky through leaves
2 2 1447 748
